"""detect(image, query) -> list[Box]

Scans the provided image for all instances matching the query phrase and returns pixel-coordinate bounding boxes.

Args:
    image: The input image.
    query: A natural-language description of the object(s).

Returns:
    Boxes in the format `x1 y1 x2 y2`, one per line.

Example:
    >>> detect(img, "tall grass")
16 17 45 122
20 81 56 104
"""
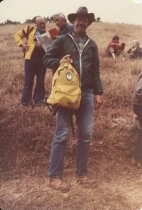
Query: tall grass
0 22 142 171
0 22 142 210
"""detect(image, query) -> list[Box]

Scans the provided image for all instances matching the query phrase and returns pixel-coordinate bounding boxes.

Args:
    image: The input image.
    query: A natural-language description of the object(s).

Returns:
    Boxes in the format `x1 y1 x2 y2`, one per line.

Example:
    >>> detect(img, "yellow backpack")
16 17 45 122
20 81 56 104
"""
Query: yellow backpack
47 63 81 109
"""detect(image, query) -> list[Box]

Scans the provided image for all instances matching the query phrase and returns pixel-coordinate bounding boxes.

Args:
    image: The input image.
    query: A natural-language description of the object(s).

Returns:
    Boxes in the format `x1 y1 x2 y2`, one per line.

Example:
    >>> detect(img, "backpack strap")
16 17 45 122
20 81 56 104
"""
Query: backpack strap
22 25 34 39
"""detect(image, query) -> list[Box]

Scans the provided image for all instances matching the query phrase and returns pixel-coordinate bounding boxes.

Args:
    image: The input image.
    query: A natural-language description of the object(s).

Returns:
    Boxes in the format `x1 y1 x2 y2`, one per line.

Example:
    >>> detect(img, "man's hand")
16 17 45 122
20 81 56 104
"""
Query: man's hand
95 95 103 109
20 43 29 52
60 55 73 64
35 40 42 48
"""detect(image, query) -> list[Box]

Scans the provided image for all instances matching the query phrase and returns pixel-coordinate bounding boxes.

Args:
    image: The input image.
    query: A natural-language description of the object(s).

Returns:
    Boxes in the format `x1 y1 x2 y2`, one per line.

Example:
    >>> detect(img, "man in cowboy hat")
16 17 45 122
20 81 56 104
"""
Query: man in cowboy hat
43 6 103 191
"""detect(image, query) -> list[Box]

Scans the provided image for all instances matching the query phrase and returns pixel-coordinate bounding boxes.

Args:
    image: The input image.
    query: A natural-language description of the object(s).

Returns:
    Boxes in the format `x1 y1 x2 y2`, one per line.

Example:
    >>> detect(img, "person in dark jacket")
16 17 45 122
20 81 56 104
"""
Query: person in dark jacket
43 7 103 190
132 73 142 165
52 13 73 35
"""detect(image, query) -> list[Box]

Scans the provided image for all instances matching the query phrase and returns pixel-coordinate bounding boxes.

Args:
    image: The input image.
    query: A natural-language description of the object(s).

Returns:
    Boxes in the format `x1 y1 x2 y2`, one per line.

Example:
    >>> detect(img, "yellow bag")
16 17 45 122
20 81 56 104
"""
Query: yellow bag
47 63 81 109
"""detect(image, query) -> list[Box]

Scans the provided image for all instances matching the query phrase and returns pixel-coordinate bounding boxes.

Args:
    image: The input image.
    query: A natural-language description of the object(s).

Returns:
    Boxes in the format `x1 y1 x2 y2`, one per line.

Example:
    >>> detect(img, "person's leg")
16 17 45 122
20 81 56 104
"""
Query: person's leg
33 61 46 105
76 90 94 177
135 127 142 162
48 107 72 179
109 47 116 59
21 60 35 106
133 105 142 162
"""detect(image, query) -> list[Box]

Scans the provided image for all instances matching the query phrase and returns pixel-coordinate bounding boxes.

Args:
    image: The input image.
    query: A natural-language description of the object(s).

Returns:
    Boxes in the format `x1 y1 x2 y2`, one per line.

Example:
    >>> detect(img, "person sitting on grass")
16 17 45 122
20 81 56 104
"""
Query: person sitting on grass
127 40 142 59
105 35 125 59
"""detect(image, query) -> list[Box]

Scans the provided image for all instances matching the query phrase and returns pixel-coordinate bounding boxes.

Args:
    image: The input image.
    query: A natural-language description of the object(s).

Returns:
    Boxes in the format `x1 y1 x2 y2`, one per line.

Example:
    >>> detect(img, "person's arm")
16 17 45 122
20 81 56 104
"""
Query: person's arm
109 47 116 59
14 25 33 51
43 36 64 70
109 42 121 48
93 44 103 108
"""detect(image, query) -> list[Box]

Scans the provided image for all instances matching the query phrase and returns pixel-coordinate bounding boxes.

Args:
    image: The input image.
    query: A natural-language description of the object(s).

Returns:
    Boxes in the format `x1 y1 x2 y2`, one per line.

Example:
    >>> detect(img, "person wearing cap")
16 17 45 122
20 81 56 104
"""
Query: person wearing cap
15 16 57 106
43 7 103 190
52 13 73 35
127 40 142 59
105 35 125 59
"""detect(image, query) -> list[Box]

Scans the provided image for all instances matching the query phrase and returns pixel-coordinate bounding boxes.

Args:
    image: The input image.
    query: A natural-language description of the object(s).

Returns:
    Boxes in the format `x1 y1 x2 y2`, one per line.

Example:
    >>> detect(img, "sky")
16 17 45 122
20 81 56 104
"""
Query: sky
0 0 142 25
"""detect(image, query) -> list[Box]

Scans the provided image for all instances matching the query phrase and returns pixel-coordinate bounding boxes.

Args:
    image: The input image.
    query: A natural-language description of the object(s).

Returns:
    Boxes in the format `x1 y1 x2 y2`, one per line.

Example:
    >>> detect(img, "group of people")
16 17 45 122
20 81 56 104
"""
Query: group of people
15 14 72 106
14 6 141 192
105 35 142 59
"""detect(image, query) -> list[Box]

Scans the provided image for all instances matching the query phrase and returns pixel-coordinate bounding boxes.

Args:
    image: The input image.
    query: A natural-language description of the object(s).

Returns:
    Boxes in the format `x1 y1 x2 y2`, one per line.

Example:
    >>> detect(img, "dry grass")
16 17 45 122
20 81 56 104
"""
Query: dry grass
0 22 142 210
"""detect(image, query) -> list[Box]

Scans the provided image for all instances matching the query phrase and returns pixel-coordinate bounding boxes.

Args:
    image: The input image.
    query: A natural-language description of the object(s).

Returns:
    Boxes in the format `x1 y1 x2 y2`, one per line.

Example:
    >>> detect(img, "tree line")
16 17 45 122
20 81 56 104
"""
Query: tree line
0 17 101 25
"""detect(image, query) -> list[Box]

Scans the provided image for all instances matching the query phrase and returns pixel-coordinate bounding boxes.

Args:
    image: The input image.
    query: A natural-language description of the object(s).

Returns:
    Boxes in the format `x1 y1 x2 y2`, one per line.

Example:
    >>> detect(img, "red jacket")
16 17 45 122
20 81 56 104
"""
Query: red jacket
106 40 121 55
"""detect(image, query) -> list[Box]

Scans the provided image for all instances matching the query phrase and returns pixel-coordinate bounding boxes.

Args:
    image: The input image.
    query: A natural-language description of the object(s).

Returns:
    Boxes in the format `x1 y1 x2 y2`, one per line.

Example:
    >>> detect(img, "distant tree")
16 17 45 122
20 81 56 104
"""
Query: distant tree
46 16 54 23
4 19 21 25
46 16 51 22
25 16 46 24
25 18 34 24
49 16 54 22
24 16 54 24
96 17 101 22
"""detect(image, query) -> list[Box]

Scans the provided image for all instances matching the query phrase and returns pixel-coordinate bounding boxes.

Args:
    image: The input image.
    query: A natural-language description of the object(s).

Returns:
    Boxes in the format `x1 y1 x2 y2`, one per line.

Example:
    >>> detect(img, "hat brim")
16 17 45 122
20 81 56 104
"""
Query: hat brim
67 13 95 25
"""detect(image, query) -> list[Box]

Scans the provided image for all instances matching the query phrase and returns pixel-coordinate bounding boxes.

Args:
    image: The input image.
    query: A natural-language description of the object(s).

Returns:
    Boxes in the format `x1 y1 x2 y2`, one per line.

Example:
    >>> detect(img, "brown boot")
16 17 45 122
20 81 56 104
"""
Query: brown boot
76 176 97 188
48 178 70 193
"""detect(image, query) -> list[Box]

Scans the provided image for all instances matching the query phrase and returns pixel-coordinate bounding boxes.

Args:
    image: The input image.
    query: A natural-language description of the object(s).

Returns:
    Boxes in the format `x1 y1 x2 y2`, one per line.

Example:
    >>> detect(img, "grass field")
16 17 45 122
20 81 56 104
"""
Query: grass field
0 22 142 210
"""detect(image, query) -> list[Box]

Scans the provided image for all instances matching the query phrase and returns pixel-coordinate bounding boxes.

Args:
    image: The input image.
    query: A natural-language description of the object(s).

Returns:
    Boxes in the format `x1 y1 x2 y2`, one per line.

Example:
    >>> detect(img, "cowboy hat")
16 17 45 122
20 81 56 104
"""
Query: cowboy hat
68 7 95 25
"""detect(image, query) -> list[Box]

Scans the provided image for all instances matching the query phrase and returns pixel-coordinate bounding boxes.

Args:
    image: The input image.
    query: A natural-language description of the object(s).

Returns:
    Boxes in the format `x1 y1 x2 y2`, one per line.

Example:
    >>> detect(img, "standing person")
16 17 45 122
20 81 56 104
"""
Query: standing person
105 35 125 59
15 16 57 106
43 7 103 190
132 73 142 165
52 13 73 35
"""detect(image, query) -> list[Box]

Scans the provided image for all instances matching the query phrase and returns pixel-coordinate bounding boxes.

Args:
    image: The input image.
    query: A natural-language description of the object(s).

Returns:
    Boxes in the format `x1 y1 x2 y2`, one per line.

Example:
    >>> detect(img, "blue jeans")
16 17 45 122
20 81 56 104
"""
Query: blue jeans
21 59 46 105
48 90 94 178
